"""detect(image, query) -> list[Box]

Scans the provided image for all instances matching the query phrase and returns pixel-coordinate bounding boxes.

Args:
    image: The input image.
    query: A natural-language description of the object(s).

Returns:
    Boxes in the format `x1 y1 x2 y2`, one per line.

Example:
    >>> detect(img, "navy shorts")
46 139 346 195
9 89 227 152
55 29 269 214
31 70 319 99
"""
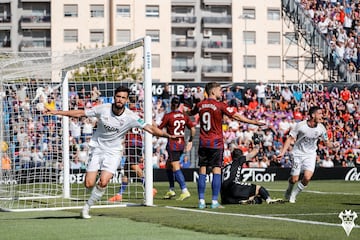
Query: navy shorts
168 150 183 162
198 147 223 168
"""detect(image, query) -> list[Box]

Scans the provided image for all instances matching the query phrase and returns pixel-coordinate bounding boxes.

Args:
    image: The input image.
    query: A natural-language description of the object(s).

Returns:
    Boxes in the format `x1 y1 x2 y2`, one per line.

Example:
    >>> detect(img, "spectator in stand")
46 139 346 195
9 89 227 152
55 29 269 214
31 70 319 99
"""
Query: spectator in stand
292 86 303 103
160 83 171 112
340 86 351 102
320 155 334 168
70 157 82 170
243 88 253 105
272 86 282 102
255 82 266 106
81 117 94 142
234 85 244 105
224 87 235 103
248 97 258 111
180 154 191 168
193 86 204 104
90 86 101 101
281 86 293 102
69 86 78 99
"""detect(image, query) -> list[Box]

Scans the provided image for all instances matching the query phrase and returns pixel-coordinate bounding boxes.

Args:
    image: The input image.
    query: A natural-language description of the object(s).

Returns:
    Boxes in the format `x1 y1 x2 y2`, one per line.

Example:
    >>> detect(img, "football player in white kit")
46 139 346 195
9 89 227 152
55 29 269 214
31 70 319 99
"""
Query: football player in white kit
46 86 176 218
277 106 339 203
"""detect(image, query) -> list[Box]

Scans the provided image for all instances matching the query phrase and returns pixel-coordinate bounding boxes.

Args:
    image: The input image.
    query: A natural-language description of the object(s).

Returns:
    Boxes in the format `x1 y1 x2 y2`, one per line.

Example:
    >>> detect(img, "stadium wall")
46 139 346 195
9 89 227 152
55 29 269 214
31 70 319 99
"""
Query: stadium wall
2 167 358 185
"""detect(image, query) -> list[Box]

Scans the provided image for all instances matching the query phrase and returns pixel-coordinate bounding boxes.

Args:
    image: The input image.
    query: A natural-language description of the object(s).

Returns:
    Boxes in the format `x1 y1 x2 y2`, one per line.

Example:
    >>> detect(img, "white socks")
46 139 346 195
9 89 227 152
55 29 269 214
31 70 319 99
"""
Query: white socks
87 185 106 207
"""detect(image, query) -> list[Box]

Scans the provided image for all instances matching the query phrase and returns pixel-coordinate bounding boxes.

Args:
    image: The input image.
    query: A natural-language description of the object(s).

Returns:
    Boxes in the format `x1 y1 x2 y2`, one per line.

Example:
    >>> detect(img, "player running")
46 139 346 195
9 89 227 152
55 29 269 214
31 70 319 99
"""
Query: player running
277 106 340 203
189 82 265 209
45 86 176 218
158 97 196 201
108 97 156 202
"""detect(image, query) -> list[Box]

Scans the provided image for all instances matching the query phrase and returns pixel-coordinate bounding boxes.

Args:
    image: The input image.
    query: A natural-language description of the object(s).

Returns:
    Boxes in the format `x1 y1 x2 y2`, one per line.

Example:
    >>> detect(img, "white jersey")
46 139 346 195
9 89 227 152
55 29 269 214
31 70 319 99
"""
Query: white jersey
85 103 147 154
289 120 327 156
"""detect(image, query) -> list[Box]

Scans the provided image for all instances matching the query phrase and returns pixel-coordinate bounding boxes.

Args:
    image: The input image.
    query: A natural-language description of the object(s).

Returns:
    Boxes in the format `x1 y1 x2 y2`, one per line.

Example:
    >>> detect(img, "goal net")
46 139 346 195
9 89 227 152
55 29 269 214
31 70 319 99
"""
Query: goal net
0 37 154 211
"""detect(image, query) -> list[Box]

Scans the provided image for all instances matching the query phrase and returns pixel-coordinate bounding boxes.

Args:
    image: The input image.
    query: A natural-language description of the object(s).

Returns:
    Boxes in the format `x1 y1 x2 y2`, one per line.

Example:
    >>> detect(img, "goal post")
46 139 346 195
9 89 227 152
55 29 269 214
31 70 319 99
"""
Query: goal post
0 37 153 211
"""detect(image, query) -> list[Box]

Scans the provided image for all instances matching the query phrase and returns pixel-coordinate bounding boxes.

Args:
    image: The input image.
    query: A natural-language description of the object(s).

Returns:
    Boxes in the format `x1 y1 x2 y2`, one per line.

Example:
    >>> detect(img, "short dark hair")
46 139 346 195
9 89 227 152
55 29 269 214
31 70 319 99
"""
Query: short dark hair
205 82 221 96
309 106 321 118
171 97 180 108
114 85 130 96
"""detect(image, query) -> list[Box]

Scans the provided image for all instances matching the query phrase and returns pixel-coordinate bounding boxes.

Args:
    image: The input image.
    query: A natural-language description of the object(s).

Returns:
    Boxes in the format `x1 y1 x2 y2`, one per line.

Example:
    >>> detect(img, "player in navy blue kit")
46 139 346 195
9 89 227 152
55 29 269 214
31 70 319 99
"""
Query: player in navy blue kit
190 82 265 209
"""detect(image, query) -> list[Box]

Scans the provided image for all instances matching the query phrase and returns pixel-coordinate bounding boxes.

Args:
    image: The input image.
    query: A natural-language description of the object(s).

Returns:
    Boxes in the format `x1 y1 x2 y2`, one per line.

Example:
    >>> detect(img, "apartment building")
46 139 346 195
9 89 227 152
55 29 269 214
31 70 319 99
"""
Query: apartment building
0 0 324 83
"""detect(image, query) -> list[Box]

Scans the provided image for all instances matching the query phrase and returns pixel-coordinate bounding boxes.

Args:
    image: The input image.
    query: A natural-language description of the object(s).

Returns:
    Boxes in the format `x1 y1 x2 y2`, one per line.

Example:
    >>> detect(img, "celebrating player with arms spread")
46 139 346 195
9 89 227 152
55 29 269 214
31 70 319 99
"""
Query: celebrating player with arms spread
277 106 340 203
158 97 196 201
189 82 265 209
46 86 176 218
108 96 155 202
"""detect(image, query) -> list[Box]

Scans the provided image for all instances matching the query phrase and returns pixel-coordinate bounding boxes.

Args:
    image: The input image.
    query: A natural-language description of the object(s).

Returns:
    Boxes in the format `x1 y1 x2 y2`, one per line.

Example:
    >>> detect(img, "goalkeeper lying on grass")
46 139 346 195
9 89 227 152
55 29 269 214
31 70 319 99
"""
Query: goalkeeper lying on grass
221 140 284 205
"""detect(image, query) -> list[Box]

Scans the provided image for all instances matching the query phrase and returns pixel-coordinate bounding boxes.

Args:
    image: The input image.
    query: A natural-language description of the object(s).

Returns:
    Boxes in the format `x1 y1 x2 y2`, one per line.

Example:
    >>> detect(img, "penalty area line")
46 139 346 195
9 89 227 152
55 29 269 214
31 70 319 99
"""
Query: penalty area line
165 206 360 229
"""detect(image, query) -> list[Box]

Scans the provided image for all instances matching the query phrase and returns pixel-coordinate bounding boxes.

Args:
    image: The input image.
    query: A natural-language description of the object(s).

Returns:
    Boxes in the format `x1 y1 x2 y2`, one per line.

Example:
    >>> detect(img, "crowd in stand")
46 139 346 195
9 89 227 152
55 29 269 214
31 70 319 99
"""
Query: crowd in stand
299 0 360 81
2 80 360 171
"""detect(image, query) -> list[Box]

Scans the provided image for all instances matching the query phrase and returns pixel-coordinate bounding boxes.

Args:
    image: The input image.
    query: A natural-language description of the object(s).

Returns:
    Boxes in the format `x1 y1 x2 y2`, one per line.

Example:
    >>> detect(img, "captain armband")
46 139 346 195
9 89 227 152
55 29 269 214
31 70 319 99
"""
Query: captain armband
188 136 193 142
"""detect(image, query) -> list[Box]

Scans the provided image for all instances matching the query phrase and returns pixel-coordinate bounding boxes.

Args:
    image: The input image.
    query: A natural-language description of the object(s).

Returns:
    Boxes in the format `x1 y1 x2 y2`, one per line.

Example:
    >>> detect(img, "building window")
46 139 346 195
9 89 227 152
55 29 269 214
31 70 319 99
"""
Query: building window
64 4 78 17
152 54 160 68
64 29 78 42
267 8 280 20
268 32 280 44
243 31 256 44
116 5 130 17
90 30 104 43
268 56 280 68
285 57 298 69
90 5 104 18
146 30 160 42
146 5 159 17
116 30 130 43
243 55 256 68
242 8 255 19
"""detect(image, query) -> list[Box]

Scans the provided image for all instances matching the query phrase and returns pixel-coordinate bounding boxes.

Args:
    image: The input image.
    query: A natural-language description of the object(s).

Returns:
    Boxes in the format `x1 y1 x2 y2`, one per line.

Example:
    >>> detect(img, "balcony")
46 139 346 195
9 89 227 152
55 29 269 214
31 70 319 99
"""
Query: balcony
172 16 196 27
0 40 10 48
172 65 197 80
202 16 232 28
202 64 232 77
202 40 232 53
172 39 196 51
0 15 11 23
20 39 51 51
21 15 51 29
203 0 232 5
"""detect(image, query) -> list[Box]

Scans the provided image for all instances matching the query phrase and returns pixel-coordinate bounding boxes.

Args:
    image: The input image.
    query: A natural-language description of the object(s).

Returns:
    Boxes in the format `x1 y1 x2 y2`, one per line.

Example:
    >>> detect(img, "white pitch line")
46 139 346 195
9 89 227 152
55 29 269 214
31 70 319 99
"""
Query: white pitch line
268 188 360 196
165 206 360 229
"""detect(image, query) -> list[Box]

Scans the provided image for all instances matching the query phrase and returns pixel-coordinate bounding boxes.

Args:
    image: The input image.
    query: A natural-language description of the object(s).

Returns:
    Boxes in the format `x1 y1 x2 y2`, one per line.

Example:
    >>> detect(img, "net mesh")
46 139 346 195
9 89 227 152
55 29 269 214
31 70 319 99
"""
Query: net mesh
0 38 148 211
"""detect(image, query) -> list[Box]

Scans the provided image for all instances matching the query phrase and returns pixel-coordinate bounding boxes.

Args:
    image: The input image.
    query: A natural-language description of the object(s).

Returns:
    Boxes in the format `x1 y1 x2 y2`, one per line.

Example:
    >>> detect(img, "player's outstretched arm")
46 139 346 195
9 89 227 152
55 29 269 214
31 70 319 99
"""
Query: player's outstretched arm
143 124 176 139
44 106 86 118
232 113 265 126
326 140 340 149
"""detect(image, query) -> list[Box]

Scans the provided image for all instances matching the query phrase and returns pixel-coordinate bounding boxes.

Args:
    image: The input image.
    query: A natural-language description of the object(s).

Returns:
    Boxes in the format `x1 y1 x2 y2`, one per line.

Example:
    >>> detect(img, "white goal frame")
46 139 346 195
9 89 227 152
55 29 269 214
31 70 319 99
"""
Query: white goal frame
0 36 154 211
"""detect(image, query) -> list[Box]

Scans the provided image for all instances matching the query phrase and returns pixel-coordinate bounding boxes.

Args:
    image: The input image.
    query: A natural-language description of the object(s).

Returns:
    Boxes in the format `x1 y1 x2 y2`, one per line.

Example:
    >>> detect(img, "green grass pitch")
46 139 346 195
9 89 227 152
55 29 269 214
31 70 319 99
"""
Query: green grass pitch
0 180 359 240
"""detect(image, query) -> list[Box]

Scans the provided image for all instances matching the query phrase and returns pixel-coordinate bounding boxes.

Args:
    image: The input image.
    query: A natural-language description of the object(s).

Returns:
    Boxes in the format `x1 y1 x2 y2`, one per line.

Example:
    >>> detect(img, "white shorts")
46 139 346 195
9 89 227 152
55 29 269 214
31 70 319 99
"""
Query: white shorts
86 147 122 175
290 154 316 176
